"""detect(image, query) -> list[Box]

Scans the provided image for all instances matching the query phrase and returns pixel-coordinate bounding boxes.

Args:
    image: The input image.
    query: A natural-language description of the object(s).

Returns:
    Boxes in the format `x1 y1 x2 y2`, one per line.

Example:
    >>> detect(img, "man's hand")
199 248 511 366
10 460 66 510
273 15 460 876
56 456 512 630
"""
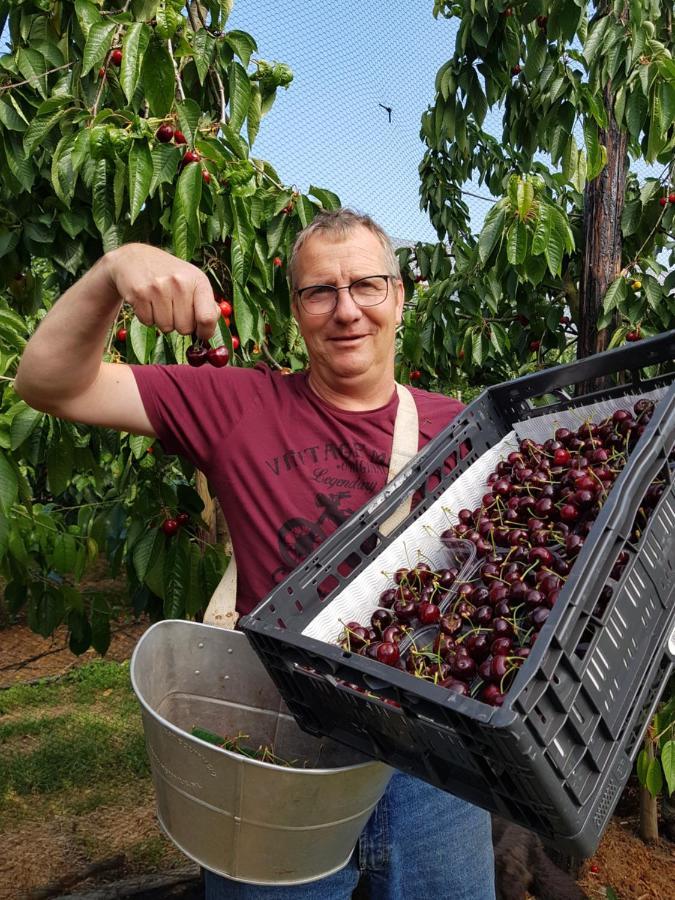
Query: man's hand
103 244 220 340
16 244 220 436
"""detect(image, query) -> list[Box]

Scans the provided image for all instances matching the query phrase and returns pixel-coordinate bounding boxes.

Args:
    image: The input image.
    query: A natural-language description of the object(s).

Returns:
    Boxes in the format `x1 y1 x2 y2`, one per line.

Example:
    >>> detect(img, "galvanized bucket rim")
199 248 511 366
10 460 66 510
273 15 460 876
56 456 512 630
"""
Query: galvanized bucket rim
130 618 383 775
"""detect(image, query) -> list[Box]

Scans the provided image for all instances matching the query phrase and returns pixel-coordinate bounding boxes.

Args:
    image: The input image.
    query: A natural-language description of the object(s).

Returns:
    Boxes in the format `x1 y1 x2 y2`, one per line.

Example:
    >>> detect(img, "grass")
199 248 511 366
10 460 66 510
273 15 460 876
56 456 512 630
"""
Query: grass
0 656 189 896
0 659 149 816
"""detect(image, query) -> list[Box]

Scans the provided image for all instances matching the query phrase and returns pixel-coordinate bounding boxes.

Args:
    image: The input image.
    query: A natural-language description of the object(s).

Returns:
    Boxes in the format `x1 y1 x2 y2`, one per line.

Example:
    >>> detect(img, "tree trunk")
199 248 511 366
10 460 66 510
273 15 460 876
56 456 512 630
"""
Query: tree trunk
639 738 660 843
577 81 628 385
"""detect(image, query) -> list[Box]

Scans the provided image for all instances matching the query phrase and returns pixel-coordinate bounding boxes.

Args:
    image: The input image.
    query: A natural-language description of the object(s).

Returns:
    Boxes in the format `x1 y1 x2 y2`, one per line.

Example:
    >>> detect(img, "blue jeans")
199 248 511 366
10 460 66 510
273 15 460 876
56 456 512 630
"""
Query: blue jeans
204 772 495 899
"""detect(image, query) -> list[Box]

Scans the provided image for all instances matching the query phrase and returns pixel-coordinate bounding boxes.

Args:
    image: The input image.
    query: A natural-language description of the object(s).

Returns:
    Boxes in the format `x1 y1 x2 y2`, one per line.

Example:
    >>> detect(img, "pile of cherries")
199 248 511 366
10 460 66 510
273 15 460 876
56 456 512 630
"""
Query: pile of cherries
338 397 667 707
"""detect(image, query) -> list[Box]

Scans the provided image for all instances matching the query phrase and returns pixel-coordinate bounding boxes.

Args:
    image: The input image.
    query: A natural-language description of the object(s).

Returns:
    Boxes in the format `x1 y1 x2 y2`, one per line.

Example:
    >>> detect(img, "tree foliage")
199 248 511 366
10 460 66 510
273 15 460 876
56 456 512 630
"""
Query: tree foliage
396 0 675 389
0 0 340 648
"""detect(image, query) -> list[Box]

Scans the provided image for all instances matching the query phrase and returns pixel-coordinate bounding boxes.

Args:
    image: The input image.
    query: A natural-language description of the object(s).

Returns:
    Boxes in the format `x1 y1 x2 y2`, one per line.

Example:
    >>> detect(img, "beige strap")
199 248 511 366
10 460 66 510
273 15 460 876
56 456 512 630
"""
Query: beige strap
203 383 419 628
380 384 419 536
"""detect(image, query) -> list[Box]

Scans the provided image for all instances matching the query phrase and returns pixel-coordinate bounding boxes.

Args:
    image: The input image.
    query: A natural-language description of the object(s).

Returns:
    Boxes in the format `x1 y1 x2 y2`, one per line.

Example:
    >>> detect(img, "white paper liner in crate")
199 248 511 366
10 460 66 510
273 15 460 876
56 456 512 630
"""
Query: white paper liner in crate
302 385 668 645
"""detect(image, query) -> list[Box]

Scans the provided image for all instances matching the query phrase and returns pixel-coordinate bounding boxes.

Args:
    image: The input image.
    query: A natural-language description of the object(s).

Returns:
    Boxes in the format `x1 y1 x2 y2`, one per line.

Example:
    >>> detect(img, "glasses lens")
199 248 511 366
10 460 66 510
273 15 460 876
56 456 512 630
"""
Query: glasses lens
302 285 337 314
351 276 389 306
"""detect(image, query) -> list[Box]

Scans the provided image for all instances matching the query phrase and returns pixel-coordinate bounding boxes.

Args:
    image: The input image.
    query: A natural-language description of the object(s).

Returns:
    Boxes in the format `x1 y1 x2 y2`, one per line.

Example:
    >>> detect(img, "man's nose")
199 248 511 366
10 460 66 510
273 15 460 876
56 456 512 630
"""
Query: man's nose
333 286 362 319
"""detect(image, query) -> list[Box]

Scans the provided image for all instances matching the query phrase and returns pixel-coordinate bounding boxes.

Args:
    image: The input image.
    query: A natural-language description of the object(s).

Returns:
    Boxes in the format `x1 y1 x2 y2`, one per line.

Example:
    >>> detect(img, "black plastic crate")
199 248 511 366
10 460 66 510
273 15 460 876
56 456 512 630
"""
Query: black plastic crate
241 331 675 855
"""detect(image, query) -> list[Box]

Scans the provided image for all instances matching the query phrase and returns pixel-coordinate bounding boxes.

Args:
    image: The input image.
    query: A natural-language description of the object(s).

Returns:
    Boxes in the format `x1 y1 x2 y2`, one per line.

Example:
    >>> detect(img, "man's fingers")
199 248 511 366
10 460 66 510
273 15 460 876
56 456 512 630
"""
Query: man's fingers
193 280 220 340
149 296 175 334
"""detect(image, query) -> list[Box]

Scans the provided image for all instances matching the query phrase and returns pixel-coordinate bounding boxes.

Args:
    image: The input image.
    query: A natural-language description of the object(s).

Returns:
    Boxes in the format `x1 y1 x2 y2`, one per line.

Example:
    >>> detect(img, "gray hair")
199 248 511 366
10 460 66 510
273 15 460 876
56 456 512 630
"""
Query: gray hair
288 207 400 292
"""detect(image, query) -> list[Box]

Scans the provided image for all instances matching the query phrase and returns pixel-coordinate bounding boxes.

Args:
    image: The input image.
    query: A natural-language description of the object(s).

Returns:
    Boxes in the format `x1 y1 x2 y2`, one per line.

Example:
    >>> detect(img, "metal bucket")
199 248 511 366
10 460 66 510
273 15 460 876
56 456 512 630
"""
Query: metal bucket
130 620 392 885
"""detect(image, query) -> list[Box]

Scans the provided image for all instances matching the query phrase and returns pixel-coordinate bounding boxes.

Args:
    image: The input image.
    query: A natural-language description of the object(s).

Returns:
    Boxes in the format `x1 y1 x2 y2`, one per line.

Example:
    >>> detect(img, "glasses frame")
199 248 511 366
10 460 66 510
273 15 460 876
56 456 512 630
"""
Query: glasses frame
294 274 396 315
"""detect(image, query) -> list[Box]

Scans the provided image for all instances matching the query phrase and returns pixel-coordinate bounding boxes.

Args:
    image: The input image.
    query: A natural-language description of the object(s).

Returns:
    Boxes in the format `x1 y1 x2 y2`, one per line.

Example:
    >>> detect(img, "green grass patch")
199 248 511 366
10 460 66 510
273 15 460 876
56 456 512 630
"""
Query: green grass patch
0 659 150 804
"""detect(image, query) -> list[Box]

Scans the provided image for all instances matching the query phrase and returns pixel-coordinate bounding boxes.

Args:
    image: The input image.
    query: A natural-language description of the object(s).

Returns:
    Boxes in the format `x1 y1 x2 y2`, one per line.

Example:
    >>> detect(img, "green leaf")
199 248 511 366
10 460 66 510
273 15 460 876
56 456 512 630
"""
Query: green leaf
4 133 35 192
51 132 78 206
247 83 262 147
308 185 341 210
29 586 66 639
10 405 42 450
91 601 112 655
621 199 642 237
81 21 115 76
121 23 150 103
46 441 73 496
0 453 18 514
523 34 547 84
128 141 153 224
532 203 551 256
75 0 103 38
583 15 609 65
470 329 483 367
219 0 235 27
15 48 48 97
0 98 27 132
646 757 663 798
572 149 587 193
662 741 675 796
113 158 126 220
516 180 534 221
478 202 506 264
132 529 162 582
129 433 152 459
163 535 189 618
149 142 180 195
626 87 648 139
172 161 203 259
642 275 663 312
583 118 604 180
225 30 257 68
603 277 627 313
232 282 256 344
142 37 176 117
646 88 665 163
544 215 565 277
228 61 251 134
561 134 578 183
129 317 154 362
68 608 92 655
92 158 114 237
637 748 650 785
51 532 78 574
176 98 201 147
506 219 528 266
192 27 215 85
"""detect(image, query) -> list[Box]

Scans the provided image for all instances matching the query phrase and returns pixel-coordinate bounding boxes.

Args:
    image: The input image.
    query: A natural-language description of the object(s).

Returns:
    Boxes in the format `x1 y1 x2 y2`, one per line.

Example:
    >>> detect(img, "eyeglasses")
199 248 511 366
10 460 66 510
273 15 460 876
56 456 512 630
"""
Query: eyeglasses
295 275 394 315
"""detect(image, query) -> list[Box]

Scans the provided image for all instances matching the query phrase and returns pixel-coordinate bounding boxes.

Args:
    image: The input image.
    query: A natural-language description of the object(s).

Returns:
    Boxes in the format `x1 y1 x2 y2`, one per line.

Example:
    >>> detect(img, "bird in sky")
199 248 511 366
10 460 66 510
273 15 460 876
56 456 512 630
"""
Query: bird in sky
378 103 392 123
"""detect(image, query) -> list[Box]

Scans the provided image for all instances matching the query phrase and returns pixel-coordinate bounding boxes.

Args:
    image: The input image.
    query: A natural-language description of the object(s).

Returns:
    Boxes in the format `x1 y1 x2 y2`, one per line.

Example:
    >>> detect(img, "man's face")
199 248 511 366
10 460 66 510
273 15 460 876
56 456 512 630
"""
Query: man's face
291 226 404 389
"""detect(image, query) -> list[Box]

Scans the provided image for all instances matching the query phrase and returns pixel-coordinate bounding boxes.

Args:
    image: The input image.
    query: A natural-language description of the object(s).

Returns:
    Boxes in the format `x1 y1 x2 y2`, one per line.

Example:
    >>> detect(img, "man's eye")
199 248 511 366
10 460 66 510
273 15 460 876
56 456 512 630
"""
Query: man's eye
306 287 335 302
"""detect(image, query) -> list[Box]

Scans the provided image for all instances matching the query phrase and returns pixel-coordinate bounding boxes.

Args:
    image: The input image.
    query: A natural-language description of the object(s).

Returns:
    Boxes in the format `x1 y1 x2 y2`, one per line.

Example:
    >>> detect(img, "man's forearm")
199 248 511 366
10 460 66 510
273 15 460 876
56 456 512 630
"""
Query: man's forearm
15 253 122 413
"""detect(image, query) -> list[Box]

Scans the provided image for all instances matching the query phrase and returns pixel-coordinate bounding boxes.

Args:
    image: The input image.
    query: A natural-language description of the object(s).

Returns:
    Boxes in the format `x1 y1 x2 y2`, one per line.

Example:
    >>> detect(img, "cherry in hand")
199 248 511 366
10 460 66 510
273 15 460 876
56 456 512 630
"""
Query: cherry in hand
186 336 229 368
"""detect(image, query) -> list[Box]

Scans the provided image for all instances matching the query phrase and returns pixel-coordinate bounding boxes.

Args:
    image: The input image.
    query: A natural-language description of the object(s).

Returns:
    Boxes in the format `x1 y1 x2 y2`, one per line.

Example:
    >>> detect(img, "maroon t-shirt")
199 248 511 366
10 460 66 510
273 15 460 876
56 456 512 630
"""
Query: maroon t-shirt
131 363 464 615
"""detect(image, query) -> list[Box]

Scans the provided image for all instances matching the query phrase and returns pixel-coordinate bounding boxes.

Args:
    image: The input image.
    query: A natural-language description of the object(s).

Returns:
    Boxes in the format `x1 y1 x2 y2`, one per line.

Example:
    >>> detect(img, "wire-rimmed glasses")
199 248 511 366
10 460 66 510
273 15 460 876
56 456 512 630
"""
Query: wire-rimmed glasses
295 275 394 315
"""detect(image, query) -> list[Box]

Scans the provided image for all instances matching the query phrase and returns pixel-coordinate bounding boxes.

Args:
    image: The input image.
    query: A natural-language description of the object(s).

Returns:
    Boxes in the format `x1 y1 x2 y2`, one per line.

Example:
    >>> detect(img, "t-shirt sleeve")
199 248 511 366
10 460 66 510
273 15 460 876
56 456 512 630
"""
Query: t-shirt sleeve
130 363 268 472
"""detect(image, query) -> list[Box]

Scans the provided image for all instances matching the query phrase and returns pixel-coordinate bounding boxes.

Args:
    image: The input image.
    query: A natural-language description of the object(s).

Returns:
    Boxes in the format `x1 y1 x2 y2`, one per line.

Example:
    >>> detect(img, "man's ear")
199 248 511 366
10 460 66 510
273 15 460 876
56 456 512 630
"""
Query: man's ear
393 278 405 325
291 296 301 323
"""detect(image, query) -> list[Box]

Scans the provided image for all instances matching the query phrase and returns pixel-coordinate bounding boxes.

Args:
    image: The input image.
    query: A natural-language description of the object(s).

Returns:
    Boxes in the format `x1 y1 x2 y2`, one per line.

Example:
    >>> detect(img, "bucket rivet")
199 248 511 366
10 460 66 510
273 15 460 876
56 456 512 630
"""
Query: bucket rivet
198 642 204 648
194 670 200 675
227 648 233 654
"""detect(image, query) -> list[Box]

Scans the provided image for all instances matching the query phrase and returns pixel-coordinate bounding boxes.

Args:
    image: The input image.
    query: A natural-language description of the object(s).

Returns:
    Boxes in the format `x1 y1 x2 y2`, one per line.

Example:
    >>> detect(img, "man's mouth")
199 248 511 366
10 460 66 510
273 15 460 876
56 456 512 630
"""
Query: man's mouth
329 334 368 342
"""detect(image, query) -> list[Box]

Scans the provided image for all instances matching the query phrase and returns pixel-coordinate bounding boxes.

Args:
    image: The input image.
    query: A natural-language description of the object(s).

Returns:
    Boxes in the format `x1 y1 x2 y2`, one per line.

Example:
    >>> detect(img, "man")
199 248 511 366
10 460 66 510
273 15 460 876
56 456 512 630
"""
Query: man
16 208 495 899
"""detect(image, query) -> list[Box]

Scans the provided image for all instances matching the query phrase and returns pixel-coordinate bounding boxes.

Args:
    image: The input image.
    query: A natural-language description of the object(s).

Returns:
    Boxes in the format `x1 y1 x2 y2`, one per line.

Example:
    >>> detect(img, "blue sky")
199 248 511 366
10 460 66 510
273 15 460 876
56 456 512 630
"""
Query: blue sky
227 1 479 243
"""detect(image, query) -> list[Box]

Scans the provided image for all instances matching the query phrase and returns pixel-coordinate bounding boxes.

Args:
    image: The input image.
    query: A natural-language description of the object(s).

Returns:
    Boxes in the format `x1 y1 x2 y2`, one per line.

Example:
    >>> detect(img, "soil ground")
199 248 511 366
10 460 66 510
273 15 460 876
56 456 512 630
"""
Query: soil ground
1 616 674 899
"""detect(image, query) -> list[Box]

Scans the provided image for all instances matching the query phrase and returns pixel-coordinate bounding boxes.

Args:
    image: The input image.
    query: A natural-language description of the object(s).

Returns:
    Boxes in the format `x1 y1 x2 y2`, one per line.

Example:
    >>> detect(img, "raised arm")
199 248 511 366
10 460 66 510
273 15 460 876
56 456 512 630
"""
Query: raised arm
14 244 220 436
